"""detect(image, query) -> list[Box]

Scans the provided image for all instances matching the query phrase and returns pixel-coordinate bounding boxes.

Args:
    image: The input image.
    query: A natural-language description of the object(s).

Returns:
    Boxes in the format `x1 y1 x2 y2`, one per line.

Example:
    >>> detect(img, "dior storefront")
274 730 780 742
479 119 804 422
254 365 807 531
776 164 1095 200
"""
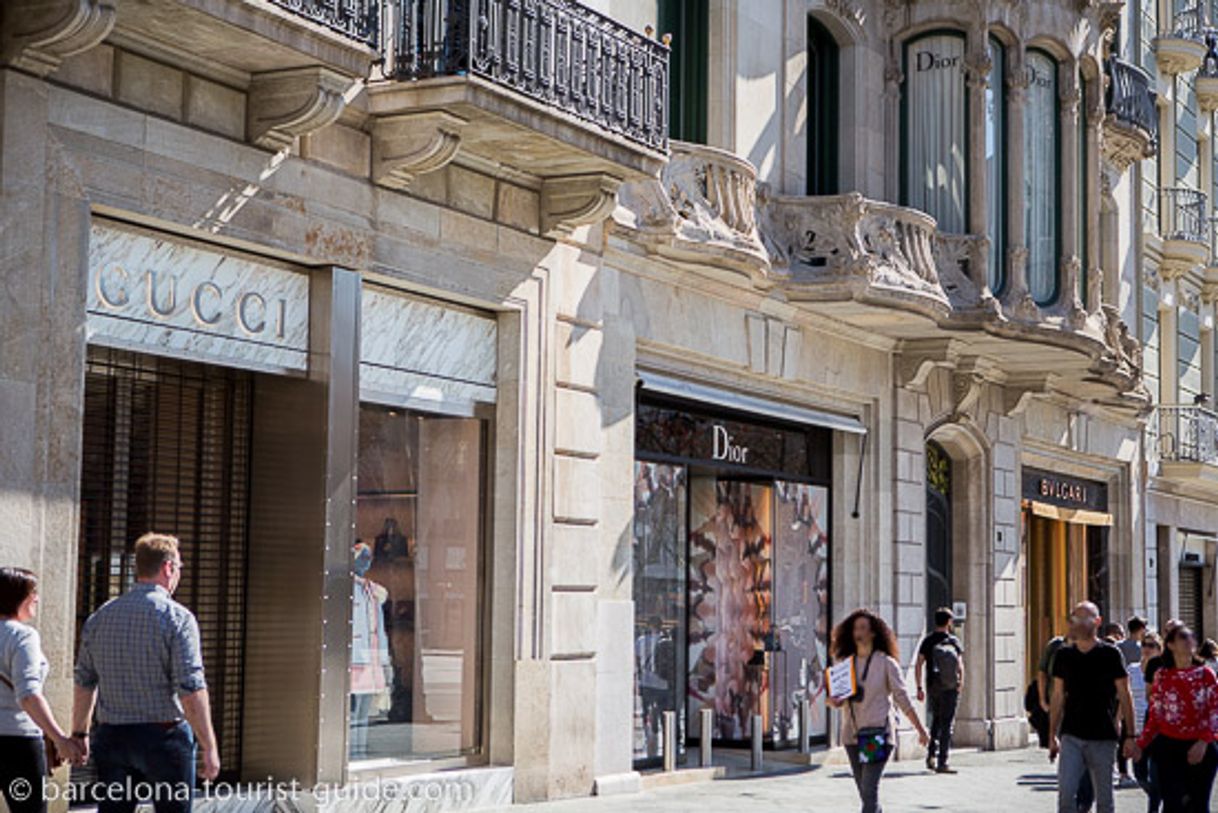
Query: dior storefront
630 374 863 768
77 219 499 792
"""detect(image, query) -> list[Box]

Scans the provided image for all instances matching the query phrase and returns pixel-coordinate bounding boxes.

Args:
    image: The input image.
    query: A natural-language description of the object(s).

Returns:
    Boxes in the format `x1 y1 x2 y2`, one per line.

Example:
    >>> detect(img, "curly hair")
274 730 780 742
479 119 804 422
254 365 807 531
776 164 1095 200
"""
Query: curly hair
831 608 899 661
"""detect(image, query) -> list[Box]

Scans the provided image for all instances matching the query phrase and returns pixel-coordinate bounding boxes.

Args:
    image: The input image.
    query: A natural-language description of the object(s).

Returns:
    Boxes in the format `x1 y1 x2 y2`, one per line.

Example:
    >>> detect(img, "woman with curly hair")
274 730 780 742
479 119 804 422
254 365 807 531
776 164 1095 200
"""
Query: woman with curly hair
827 608 929 813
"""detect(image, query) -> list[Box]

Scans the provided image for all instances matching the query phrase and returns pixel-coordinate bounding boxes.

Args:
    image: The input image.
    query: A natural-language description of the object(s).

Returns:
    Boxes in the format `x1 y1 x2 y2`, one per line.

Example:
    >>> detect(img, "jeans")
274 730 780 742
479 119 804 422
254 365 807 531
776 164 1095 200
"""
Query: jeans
1151 736 1218 813
92 721 197 813
0 735 47 813
845 744 888 813
1058 734 1116 813
927 688 959 767
1133 750 1162 813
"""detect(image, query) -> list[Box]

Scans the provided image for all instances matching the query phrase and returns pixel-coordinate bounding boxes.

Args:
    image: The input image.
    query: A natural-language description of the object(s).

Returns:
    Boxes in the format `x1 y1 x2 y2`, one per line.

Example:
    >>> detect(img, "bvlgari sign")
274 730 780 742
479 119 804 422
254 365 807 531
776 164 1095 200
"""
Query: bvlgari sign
87 222 309 373
1021 467 1108 513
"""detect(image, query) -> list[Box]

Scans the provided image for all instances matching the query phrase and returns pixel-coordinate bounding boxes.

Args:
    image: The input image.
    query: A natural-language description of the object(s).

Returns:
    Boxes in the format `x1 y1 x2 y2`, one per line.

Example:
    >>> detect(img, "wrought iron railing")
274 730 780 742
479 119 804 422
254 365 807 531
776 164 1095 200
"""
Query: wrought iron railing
1161 187 1209 243
1210 215 1218 264
1105 56 1158 148
1167 4 1206 39
1156 405 1218 465
265 0 380 46
392 0 669 151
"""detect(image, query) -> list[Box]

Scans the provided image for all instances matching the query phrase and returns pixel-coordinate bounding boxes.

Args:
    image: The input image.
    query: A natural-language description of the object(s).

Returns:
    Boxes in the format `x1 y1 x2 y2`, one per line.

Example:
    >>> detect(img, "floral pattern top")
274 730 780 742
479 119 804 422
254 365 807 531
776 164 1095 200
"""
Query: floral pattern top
1137 664 1218 748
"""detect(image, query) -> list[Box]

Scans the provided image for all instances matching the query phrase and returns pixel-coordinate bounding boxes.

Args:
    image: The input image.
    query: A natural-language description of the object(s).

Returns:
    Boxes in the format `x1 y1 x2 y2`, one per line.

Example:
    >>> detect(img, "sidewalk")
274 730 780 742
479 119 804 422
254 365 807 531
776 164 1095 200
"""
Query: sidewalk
494 747 1191 813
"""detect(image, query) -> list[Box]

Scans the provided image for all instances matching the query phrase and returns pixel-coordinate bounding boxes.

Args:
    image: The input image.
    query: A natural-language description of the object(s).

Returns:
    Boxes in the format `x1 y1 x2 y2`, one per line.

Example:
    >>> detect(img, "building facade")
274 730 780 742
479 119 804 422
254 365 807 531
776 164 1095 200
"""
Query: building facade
0 0 1156 811
1118 0 1218 641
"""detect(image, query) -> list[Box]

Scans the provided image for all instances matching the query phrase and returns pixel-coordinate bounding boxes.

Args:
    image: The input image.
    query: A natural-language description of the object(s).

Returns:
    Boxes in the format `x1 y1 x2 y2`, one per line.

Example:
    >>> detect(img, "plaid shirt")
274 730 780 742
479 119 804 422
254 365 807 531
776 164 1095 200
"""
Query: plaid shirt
74 583 207 725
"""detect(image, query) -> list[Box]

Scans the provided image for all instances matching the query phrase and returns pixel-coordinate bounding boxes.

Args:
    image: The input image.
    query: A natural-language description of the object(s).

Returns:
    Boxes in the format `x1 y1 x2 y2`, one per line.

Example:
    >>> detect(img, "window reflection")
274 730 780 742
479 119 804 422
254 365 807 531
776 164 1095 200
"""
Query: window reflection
350 404 484 763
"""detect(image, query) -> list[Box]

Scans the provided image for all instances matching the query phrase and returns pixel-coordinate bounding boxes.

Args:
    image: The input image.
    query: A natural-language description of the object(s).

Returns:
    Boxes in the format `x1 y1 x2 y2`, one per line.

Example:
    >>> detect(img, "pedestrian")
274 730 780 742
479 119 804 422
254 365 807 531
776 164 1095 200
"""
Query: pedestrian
70 533 221 813
1120 617 1148 666
1129 632 1163 813
1103 622 1125 646
1144 620 1184 687
828 608 930 813
1049 602 1137 813
0 568 84 813
914 606 964 773
1132 624 1218 813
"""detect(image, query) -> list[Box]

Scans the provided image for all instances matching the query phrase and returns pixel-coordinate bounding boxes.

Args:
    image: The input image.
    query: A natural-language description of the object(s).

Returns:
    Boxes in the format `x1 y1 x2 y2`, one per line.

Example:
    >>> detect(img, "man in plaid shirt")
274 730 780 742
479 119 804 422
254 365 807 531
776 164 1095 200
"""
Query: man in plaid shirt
71 533 220 812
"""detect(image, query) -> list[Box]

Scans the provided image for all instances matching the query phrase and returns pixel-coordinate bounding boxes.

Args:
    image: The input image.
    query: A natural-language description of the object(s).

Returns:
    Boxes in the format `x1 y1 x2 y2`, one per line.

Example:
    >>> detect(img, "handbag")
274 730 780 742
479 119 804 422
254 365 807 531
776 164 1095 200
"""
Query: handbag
0 671 63 776
849 652 893 764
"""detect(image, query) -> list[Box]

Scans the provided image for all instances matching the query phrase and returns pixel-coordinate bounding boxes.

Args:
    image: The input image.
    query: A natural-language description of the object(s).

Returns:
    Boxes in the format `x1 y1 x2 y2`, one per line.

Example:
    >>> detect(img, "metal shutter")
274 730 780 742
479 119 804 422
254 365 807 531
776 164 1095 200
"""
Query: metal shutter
1179 565 1204 638
77 347 251 780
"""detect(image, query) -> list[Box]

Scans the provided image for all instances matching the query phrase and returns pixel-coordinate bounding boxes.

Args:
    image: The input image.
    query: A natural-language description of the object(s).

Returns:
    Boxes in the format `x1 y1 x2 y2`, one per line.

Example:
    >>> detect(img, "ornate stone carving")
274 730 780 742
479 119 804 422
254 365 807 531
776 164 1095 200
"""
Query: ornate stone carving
541 173 622 238
371 111 466 189
0 0 115 77
1094 303 1145 393
247 67 352 151
615 141 769 280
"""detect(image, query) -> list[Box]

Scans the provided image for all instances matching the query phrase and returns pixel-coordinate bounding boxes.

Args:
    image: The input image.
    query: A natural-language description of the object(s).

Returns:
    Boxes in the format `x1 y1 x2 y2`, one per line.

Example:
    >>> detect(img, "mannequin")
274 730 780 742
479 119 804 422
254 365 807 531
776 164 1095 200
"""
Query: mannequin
349 541 391 759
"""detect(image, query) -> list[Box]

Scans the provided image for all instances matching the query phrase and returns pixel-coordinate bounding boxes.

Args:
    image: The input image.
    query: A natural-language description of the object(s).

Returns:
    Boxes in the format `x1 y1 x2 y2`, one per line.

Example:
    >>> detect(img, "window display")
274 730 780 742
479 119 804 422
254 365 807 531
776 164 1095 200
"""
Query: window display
350 404 486 763
903 32 968 233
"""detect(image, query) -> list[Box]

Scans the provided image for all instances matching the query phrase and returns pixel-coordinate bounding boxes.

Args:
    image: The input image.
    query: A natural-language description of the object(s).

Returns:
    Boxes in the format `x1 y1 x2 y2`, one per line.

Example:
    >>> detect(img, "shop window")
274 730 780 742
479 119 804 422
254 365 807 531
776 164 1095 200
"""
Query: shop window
902 31 968 233
660 0 708 144
807 16 839 195
986 36 1007 292
1025 49 1060 305
350 404 486 762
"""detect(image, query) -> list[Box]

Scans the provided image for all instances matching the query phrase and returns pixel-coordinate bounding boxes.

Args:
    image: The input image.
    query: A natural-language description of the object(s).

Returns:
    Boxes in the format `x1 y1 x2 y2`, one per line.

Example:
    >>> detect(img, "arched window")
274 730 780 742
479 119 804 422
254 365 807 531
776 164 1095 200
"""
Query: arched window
807 16 839 195
1024 49 1060 305
986 36 1007 292
902 31 968 233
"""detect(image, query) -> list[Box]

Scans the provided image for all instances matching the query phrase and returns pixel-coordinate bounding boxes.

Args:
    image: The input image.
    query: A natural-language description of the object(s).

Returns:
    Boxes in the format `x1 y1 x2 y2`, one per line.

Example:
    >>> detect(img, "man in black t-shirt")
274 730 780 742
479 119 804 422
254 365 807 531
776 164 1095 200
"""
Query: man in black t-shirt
1049 602 1136 813
915 607 964 773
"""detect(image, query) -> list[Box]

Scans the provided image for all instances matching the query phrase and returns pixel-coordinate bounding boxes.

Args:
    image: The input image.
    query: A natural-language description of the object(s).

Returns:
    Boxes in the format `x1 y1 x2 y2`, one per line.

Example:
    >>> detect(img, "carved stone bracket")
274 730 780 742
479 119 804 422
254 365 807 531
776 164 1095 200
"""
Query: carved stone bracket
896 338 964 390
371 111 466 189
1002 374 1058 417
541 173 622 238
1 0 116 77
247 66 352 150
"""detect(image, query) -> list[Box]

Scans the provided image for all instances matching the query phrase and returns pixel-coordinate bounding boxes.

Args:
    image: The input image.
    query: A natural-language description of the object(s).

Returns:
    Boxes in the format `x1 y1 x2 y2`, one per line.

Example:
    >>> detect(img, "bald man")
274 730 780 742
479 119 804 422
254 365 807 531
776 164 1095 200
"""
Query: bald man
1048 602 1136 813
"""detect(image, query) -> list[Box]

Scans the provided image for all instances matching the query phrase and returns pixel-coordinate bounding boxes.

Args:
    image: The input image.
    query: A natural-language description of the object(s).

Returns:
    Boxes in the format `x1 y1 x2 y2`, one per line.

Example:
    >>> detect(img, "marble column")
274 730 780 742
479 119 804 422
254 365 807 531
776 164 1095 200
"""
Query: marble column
965 40 991 291
1004 50 1035 317
1086 79 1105 315
1059 66 1083 321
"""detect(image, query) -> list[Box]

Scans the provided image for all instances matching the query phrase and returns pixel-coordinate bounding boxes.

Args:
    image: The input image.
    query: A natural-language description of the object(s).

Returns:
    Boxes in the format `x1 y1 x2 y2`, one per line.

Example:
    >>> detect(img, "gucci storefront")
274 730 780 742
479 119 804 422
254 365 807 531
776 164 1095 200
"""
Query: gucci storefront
76 219 497 788
631 374 860 769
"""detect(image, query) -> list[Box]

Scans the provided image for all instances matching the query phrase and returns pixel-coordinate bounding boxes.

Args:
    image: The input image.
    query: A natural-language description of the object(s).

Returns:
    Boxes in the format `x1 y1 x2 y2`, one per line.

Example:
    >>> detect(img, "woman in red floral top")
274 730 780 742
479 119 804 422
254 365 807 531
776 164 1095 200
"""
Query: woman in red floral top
1132 625 1218 812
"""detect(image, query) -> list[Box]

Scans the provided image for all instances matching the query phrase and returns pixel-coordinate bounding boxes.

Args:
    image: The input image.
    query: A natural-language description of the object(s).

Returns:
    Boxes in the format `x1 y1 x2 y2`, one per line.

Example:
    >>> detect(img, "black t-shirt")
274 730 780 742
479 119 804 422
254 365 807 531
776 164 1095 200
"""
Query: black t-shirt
1144 654 1165 686
1052 640 1128 741
919 631 963 690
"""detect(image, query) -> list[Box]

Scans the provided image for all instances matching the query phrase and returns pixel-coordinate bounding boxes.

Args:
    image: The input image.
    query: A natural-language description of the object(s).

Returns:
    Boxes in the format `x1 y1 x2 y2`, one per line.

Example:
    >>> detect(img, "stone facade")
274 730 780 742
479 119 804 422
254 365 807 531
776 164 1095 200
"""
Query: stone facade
0 1 1157 811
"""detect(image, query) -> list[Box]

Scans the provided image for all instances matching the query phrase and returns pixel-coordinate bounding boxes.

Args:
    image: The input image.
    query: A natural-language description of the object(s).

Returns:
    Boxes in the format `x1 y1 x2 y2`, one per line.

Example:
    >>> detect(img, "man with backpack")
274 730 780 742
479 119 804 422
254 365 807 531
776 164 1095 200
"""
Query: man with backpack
915 607 964 773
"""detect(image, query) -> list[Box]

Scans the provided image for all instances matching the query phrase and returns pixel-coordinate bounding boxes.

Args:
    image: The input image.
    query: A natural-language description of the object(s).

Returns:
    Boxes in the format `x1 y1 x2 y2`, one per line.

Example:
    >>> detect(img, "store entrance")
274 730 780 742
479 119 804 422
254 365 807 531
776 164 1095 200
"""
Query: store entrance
633 465 830 768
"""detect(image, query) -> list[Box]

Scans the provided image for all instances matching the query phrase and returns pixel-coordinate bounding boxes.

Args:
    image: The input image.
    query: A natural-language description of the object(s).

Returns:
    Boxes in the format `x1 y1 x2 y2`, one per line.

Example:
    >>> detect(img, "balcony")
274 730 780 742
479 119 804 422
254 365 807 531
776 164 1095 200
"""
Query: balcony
1155 5 1207 75
366 0 669 205
614 141 767 282
266 0 379 46
1103 56 1158 171
1161 187 1210 277
1154 405 1218 492
1198 31 1218 110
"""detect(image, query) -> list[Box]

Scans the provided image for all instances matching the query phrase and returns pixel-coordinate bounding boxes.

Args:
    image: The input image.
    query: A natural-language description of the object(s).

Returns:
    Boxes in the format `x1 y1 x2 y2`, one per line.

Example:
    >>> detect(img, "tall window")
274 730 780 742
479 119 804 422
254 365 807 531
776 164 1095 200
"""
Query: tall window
807 16 839 195
1181 305 1203 403
660 0 709 144
903 32 968 233
1025 49 1060 304
1143 272 1162 404
986 36 1007 292
1136 0 1157 71
1177 74 1200 189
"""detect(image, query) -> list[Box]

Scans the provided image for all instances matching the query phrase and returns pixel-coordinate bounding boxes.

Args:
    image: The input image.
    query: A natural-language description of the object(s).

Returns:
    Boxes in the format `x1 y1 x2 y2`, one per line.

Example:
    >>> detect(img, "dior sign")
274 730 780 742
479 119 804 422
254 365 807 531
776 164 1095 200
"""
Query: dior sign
712 424 750 464
87 223 310 373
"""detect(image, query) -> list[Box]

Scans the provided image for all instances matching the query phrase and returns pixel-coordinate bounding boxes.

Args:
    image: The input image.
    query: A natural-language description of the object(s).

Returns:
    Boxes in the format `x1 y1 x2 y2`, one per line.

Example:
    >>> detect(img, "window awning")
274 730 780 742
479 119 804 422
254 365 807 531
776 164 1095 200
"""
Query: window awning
1026 500 1113 527
637 371 867 435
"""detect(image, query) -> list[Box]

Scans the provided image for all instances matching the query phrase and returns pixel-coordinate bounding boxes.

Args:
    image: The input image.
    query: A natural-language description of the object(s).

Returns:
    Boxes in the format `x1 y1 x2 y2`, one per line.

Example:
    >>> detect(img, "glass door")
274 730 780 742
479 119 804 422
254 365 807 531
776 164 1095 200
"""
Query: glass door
686 477 773 744
632 462 688 766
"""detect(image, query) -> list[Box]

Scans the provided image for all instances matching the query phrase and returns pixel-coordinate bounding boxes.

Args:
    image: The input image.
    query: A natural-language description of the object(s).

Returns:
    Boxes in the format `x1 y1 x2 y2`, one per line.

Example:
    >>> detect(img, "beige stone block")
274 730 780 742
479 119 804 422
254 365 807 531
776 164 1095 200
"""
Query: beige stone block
554 388 602 456
551 249 602 324
553 455 600 523
56 44 114 98
184 75 244 140
555 320 602 390
116 51 184 121
549 660 597 796
550 524 600 588
374 187 441 242
410 165 448 204
551 590 597 656
303 123 371 177
448 164 496 219
440 208 498 258
497 182 540 233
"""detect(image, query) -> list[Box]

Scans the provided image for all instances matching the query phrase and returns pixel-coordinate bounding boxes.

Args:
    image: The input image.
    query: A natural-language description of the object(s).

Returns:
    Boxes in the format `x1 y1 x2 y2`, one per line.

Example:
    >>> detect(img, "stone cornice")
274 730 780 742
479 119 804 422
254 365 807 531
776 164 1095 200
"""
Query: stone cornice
541 174 622 239
371 111 466 190
247 66 353 150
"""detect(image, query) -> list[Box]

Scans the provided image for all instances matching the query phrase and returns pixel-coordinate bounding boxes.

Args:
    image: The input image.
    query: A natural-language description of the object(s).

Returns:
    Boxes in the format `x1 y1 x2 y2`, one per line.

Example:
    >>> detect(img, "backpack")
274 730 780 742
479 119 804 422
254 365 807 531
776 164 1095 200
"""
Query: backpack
929 636 962 690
